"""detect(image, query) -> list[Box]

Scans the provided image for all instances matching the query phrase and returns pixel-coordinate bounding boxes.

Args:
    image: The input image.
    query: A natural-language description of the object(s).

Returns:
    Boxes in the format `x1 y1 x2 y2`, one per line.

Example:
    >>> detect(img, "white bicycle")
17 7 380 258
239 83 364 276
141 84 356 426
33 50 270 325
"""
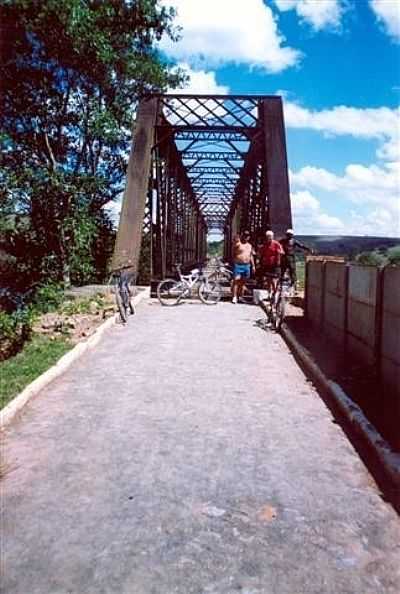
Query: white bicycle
208 257 233 283
157 264 223 306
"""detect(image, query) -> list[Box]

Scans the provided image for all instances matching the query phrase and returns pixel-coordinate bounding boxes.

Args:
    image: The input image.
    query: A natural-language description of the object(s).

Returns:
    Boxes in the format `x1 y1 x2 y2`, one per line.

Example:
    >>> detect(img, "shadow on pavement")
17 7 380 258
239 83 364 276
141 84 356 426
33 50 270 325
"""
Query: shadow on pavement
281 310 400 514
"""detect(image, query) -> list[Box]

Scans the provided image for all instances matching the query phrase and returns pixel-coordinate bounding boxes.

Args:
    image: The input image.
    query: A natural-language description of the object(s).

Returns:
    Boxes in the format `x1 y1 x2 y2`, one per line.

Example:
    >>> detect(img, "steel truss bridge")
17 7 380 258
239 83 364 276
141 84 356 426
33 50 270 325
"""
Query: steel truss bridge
112 94 292 281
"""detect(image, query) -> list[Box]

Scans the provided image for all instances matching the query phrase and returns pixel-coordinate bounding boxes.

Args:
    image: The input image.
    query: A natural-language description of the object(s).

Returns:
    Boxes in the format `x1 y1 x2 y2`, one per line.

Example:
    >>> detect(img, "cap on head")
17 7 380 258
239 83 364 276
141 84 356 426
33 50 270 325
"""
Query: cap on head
266 230 274 238
286 228 294 235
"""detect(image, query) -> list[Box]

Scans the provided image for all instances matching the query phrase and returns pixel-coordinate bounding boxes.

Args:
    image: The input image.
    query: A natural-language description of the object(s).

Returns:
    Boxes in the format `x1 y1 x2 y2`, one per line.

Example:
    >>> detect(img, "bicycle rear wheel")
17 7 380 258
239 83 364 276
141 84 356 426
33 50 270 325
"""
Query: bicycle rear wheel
199 280 222 304
116 289 128 323
157 279 187 306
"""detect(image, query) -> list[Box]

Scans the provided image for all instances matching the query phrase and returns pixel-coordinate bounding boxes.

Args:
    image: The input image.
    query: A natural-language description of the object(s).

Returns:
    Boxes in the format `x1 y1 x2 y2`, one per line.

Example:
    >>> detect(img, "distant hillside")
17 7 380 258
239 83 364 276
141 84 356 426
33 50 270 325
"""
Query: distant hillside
208 236 400 260
296 236 400 259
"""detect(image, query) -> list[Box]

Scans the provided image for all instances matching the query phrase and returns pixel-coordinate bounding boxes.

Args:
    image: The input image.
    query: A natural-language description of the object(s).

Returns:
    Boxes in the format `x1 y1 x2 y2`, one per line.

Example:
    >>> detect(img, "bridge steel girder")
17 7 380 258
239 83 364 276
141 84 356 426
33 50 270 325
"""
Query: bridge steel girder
112 98 158 274
223 97 292 261
112 94 292 283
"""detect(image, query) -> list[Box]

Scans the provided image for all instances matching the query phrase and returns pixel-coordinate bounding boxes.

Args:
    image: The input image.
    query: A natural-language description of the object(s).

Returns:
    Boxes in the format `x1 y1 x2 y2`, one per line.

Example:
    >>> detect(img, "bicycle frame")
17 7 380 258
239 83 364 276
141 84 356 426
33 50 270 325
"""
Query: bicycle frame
111 267 136 321
175 266 207 296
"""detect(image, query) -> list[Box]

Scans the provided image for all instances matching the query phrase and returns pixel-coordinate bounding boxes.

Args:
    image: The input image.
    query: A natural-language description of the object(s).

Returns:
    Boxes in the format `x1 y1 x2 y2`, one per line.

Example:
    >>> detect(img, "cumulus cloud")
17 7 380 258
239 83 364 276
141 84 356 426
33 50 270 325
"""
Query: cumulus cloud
291 190 345 234
160 0 301 72
370 0 400 41
291 162 400 206
290 162 400 237
274 0 345 31
283 100 400 161
170 63 230 95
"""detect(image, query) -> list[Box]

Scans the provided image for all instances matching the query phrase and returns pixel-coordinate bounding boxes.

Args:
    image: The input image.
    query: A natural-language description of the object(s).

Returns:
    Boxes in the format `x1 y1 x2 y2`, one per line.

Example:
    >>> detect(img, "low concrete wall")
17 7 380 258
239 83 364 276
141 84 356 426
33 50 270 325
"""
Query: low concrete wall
323 261 347 347
381 266 400 439
305 261 400 446
306 261 324 327
347 265 378 366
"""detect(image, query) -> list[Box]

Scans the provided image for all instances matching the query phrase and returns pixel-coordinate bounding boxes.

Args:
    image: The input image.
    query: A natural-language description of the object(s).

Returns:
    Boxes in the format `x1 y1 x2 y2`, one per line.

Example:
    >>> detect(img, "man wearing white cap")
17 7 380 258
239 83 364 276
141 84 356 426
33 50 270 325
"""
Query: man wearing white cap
280 229 313 288
259 230 284 293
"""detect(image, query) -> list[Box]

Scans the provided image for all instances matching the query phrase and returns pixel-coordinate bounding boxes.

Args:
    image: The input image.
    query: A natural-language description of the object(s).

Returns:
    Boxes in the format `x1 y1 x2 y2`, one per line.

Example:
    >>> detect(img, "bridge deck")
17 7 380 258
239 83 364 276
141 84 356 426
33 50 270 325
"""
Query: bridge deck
2 300 400 593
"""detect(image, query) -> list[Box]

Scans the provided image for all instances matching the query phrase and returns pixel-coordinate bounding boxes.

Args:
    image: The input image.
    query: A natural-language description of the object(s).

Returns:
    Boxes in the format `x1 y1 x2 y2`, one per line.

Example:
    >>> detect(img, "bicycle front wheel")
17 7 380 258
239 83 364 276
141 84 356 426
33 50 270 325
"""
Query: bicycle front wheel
157 279 187 306
274 296 287 331
199 280 222 305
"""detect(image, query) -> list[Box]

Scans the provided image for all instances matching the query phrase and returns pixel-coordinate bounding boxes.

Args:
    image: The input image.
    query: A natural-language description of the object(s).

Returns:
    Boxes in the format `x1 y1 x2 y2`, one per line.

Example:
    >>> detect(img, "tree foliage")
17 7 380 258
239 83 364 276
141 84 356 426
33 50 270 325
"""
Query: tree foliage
0 0 184 288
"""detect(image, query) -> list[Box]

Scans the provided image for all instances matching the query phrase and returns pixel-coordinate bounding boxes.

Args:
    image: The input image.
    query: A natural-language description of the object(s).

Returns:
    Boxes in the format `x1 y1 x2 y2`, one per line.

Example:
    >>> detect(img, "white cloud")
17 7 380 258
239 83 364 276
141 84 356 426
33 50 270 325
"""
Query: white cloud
291 162 400 206
274 0 345 31
370 0 400 41
291 190 345 234
290 162 400 237
170 63 229 95
160 0 301 72
283 100 400 161
346 207 400 237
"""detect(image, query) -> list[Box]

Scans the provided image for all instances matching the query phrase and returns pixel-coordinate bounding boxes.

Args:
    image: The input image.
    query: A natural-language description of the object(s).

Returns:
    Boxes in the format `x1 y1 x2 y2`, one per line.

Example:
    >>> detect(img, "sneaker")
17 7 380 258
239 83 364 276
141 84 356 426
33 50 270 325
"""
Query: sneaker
232 296 238 304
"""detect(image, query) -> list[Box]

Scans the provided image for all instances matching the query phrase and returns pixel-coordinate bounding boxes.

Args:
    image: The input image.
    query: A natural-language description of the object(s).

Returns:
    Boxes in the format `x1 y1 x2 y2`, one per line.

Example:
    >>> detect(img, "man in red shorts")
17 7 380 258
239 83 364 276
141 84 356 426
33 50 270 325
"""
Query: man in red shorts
259 230 284 292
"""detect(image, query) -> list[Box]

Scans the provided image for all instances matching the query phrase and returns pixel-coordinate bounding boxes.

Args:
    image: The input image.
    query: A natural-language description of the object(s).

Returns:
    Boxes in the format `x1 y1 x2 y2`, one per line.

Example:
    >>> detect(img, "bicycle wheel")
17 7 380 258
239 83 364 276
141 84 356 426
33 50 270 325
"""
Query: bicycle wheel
157 279 187 306
116 289 128 323
199 280 222 304
274 295 287 331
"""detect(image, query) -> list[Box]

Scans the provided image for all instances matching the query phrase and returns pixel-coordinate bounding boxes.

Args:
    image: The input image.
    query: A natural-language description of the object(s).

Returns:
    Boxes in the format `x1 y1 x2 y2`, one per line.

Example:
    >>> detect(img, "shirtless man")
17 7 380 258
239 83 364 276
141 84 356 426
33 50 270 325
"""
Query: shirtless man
231 230 255 304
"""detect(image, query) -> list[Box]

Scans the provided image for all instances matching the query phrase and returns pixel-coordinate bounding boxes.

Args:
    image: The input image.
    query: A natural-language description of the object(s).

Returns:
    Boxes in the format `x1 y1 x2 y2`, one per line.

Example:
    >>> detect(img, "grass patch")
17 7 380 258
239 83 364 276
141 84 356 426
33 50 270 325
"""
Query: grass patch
296 261 305 290
0 335 72 410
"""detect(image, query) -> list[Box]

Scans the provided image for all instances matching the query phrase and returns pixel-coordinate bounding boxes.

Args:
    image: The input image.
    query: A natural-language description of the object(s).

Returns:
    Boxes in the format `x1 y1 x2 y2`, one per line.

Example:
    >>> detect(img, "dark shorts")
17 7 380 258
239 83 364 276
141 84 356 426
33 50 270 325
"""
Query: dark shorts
233 262 251 279
261 264 281 278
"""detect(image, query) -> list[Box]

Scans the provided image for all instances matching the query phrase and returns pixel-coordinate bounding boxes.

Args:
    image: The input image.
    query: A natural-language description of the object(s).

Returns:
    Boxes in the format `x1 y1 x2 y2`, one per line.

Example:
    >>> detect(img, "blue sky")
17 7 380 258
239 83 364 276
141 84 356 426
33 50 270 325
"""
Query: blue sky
159 0 400 237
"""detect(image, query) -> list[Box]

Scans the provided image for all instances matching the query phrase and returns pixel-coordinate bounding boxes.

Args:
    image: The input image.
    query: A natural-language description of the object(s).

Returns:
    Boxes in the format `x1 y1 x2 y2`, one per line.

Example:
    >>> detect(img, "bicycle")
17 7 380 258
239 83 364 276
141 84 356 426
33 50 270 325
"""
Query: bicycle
157 264 222 306
110 266 136 324
260 273 291 331
207 258 233 283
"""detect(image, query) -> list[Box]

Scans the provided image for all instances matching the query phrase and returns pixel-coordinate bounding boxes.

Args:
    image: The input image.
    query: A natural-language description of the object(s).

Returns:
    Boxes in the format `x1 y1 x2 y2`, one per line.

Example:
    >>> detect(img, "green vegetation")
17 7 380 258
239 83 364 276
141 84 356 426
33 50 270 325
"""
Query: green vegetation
355 245 400 266
208 241 224 258
0 308 35 361
296 261 305 290
61 293 107 315
387 246 400 265
1 0 184 291
0 335 72 410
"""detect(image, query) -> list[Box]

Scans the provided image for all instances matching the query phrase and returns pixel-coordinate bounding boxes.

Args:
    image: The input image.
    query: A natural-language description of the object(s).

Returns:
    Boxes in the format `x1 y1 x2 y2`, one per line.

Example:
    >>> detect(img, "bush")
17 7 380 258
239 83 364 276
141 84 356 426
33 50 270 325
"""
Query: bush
32 283 64 313
355 250 386 266
387 246 400 265
0 308 34 361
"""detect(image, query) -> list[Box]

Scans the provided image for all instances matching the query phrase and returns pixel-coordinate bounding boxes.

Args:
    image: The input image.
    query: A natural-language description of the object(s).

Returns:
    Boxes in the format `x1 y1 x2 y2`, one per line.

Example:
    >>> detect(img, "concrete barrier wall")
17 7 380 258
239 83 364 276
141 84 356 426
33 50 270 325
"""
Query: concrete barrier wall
305 260 400 446
323 262 347 346
381 267 400 436
347 265 378 366
306 261 324 327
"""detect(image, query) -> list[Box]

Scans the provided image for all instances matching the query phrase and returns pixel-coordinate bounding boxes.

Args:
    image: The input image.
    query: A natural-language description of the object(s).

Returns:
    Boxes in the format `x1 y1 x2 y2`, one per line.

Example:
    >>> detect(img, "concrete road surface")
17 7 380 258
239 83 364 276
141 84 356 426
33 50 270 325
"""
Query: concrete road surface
1 300 400 594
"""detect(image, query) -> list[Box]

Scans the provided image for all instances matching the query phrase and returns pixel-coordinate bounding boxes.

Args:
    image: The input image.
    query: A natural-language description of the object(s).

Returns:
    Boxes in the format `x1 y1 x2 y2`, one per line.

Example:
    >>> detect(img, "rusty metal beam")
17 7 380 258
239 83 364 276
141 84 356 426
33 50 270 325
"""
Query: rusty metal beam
262 97 292 236
112 97 158 272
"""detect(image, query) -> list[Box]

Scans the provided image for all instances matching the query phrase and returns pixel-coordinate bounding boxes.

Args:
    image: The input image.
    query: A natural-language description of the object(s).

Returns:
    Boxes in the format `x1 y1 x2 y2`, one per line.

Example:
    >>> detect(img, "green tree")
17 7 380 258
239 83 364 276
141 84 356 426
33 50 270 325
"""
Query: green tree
0 0 184 287
387 246 400 265
355 250 387 266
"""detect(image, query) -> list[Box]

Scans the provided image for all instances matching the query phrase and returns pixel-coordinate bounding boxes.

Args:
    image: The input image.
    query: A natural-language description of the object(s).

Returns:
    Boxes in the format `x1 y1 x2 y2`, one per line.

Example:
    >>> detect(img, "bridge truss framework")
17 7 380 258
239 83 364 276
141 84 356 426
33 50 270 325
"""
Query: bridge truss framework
112 94 292 281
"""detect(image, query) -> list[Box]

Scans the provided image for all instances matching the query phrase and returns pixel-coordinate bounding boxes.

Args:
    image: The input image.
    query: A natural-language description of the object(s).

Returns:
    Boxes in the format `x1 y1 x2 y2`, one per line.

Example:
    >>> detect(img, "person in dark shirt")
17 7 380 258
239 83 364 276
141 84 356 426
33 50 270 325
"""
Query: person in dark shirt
280 229 313 288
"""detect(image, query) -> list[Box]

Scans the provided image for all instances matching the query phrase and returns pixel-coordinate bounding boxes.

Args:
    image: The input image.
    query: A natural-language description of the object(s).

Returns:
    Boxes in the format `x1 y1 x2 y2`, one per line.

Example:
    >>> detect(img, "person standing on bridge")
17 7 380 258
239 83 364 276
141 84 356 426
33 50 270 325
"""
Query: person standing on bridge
231 230 255 304
280 228 313 289
259 230 284 293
